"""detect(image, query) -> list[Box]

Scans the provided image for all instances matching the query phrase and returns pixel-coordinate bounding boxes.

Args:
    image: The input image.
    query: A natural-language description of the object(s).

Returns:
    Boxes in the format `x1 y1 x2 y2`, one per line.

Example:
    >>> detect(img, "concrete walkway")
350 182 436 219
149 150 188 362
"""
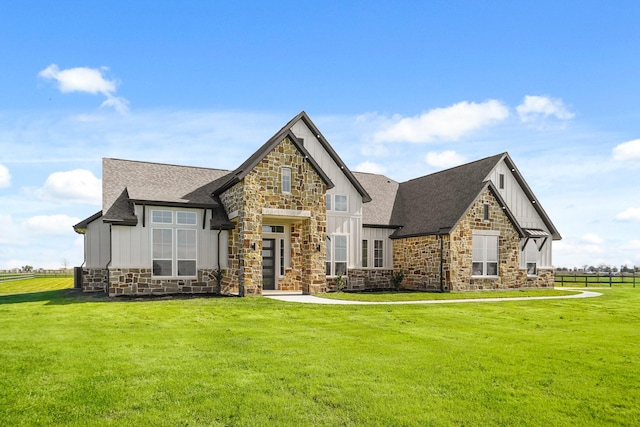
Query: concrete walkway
263 289 602 305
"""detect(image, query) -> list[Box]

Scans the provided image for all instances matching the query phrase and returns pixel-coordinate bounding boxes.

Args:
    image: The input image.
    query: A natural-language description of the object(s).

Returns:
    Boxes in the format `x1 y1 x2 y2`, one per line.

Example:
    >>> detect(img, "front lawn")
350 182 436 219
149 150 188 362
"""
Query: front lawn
0 279 638 426
318 288 576 302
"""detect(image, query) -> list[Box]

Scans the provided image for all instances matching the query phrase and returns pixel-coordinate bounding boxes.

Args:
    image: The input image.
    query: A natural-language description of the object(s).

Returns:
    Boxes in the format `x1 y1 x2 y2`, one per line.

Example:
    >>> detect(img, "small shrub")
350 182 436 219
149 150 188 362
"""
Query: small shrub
334 273 345 292
391 269 404 290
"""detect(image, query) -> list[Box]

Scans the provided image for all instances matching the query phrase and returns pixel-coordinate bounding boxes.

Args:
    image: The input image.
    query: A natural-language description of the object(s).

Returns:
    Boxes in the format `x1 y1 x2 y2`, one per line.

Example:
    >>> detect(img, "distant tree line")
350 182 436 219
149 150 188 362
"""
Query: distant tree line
556 264 639 274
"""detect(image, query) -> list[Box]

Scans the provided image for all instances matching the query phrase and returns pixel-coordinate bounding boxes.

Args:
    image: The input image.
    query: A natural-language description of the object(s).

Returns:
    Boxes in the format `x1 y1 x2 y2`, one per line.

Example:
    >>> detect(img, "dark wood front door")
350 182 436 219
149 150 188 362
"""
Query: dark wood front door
262 238 276 290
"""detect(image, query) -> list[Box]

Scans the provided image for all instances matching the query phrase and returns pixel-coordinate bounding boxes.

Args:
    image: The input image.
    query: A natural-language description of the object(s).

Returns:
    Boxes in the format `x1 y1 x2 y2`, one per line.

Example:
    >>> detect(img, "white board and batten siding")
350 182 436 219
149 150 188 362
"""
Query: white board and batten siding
487 160 553 268
110 205 229 270
84 218 111 268
362 227 394 269
291 120 364 270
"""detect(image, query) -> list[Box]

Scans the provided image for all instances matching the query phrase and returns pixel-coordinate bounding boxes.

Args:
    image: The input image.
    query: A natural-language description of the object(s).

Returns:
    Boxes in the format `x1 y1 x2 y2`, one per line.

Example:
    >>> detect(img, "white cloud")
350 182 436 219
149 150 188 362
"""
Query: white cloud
612 139 640 161
39 64 129 113
23 214 81 237
581 233 604 244
625 240 640 250
37 169 101 205
516 95 575 123
373 100 509 143
0 164 10 188
615 207 640 222
425 150 467 168
354 161 387 175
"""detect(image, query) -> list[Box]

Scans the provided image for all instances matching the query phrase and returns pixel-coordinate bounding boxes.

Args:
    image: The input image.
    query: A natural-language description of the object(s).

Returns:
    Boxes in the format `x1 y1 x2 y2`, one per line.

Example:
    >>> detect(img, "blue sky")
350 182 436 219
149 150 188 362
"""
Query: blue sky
0 1 639 270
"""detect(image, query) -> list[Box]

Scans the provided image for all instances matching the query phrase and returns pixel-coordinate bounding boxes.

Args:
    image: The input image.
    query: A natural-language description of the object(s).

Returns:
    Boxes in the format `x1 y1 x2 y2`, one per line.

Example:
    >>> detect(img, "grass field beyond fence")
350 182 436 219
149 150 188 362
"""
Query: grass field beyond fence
0 278 639 426
555 273 638 287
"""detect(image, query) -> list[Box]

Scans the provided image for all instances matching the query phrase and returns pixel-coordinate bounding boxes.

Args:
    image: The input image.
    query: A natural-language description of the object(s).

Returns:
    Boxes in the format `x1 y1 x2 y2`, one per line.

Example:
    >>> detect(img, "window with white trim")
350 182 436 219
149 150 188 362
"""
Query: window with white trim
151 209 198 278
374 240 384 268
361 240 368 268
524 241 538 276
326 235 347 276
152 210 172 224
282 167 291 193
326 194 332 211
334 195 348 212
152 228 173 276
472 234 499 276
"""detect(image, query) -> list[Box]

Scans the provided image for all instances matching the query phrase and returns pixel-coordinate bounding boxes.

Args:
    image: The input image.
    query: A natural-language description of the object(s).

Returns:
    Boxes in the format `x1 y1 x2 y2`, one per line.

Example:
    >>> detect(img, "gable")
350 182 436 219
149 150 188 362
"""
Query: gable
485 154 561 240
288 112 371 203
211 127 333 197
390 154 504 238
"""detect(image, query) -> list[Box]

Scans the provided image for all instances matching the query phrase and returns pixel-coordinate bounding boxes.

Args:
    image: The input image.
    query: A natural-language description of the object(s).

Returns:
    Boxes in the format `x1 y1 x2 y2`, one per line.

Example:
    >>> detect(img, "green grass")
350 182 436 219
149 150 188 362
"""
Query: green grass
0 276 74 295
1 279 639 426
318 288 576 302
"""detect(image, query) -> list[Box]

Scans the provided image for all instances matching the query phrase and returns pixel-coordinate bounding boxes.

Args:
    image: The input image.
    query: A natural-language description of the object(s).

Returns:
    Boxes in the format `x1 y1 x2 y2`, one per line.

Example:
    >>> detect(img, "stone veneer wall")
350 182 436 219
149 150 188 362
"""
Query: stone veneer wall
339 269 394 291
219 136 327 295
449 188 531 291
393 235 449 291
81 268 109 292
108 268 220 296
392 188 554 292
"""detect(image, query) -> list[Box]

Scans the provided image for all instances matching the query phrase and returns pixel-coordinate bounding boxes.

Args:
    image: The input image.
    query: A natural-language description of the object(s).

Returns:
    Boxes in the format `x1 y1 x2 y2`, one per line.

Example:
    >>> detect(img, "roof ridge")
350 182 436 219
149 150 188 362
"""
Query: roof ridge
399 152 505 184
104 157 231 173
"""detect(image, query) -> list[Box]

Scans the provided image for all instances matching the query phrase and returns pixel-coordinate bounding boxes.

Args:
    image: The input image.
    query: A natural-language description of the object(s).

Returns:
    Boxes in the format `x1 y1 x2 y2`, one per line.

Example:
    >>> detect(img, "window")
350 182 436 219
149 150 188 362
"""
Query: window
263 225 284 233
177 211 197 225
374 240 384 268
152 229 173 276
326 194 332 211
151 210 198 277
280 238 285 276
499 173 505 189
282 167 291 193
177 229 197 276
334 235 347 275
326 235 347 276
335 195 348 212
483 204 490 221
152 210 172 224
326 237 332 276
472 234 498 276
524 241 538 276
361 240 368 268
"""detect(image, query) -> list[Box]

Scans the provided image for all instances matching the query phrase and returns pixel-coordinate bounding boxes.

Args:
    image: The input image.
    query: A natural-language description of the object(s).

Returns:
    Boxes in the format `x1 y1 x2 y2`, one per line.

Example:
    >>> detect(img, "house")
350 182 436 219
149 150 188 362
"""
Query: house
73 111 561 296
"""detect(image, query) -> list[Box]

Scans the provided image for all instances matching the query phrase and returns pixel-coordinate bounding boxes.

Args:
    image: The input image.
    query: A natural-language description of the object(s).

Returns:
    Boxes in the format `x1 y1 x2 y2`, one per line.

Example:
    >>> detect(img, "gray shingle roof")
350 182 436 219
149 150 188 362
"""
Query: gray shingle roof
102 159 232 226
352 172 400 226
103 158 231 212
389 153 506 238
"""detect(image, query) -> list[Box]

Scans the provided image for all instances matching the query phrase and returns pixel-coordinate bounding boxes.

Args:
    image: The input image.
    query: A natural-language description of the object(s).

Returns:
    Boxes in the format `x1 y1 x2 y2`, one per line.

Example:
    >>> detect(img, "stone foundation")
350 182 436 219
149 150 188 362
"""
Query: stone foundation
81 268 109 292
108 268 222 297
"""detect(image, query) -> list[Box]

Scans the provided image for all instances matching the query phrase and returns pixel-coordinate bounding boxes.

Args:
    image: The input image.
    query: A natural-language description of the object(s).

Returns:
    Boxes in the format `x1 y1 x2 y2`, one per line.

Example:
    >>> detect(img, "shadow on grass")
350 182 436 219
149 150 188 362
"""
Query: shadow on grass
0 288 237 305
0 288 110 305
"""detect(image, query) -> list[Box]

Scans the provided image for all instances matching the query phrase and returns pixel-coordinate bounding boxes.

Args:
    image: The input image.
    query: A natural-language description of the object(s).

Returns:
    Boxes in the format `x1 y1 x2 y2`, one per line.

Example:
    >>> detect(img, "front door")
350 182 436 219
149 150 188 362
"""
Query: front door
262 238 276 290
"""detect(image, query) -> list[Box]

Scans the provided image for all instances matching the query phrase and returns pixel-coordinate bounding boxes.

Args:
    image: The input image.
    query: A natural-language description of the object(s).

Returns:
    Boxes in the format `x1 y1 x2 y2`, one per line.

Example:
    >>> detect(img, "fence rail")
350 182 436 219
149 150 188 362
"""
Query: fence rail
0 271 73 282
555 273 637 288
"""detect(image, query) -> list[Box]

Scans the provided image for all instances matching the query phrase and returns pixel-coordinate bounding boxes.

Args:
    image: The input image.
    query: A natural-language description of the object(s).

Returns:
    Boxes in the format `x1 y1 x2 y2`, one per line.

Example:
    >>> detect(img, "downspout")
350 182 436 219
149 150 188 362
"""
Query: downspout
217 227 223 269
439 234 444 292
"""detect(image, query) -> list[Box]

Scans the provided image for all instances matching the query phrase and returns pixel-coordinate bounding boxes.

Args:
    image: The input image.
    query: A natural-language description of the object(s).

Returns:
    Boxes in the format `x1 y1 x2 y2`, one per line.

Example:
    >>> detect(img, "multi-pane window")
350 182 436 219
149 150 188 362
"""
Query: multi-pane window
334 235 347 275
334 195 348 212
282 167 292 193
472 234 499 276
152 228 173 276
152 210 172 224
177 229 197 276
177 211 197 225
151 210 198 278
326 235 347 276
374 240 384 268
280 238 285 277
361 240 368 268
